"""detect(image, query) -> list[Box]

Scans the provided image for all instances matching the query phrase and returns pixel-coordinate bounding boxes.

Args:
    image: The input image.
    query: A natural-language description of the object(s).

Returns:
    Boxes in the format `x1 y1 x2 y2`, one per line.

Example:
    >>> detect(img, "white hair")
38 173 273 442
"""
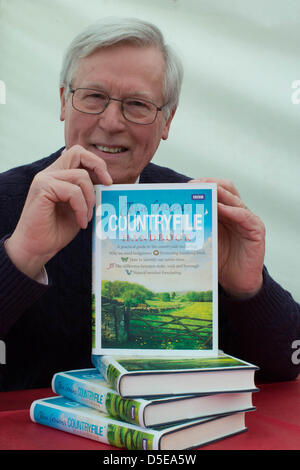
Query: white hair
59 17 183 119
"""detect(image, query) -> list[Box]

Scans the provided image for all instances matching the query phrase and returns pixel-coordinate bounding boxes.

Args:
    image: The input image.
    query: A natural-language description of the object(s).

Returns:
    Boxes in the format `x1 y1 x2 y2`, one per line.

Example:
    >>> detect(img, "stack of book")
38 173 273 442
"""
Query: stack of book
30 351 258 450
30 183 259 449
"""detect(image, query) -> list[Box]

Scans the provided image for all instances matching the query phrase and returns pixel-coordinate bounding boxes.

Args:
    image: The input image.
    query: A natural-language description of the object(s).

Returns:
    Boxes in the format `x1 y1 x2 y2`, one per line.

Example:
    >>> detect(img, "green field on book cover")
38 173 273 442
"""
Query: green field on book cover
92 183 218 357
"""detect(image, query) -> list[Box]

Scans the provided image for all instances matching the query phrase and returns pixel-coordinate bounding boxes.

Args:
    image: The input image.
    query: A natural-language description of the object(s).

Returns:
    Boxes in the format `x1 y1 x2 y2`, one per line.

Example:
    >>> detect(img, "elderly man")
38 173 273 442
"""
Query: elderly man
0 18 299 391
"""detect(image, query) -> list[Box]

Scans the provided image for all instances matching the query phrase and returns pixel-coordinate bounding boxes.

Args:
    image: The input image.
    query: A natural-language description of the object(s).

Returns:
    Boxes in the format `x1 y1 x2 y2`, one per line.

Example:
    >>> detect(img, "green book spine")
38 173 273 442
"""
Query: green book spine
92 355 124 393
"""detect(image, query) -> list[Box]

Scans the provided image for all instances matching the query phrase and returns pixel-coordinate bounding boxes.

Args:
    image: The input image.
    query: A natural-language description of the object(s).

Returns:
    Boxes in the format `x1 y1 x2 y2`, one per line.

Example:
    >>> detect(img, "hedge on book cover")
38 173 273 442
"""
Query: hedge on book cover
92 183 218 357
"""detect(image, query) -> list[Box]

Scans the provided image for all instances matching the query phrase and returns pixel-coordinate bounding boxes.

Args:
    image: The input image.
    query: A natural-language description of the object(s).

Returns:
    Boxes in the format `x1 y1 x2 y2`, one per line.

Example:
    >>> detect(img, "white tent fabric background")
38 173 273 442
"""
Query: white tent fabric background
0 0 300 302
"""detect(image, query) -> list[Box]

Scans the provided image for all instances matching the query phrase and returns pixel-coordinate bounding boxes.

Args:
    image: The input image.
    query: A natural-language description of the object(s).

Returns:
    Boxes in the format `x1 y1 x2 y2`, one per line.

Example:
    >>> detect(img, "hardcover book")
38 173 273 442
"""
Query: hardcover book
52 368 256 428
92 182 218 357
92 351 258 398
30 396 249 450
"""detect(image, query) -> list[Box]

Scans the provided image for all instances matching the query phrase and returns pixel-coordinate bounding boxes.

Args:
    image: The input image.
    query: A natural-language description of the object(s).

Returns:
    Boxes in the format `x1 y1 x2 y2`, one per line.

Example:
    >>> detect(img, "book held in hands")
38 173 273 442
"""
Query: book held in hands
92 182 218 357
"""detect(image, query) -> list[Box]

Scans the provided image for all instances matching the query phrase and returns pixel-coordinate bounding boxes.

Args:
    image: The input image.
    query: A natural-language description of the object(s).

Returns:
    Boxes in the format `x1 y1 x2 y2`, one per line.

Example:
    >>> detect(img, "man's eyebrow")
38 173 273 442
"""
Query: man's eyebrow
80 83 105 90
78 83 154 100
72 83 105 91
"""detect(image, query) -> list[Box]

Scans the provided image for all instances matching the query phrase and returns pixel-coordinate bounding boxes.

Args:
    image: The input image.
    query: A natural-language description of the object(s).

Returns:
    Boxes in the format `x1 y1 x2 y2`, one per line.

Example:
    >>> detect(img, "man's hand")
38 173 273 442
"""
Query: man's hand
190 178 265 299
5 145 112 280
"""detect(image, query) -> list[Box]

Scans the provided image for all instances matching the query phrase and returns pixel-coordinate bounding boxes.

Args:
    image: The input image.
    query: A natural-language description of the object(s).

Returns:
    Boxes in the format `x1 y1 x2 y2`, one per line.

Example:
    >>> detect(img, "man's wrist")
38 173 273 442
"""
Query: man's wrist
222 276 264 300
4 236 47 282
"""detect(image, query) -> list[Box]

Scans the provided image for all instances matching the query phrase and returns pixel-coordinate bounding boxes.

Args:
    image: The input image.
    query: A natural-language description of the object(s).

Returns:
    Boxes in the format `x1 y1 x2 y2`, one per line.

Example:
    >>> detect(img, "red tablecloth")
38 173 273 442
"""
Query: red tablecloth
0 377 299 450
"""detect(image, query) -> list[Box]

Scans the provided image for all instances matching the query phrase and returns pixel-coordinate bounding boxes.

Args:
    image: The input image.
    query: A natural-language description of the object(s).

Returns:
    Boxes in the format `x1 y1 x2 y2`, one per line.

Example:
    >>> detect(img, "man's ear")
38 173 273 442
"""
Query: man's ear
161 107 177 141
59 87 66 122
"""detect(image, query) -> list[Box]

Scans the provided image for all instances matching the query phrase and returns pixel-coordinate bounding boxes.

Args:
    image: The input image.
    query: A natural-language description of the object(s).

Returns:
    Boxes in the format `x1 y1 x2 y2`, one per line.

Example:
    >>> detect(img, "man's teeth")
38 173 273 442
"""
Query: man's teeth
96 145 125 153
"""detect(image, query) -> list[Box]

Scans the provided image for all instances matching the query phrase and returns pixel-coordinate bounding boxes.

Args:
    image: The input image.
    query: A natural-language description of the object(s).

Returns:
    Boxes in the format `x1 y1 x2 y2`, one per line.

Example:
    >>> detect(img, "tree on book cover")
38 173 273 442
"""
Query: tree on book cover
92 183 218 357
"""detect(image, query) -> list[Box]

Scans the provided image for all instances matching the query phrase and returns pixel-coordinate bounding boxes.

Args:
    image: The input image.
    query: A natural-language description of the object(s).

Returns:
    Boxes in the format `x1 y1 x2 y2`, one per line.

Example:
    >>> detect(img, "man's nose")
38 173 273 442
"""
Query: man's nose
97 99 126 131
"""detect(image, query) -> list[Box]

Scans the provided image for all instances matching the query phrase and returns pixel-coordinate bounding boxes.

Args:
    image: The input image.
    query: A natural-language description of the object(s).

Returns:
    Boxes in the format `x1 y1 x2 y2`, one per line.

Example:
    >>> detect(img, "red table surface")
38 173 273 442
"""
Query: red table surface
0 376 299 451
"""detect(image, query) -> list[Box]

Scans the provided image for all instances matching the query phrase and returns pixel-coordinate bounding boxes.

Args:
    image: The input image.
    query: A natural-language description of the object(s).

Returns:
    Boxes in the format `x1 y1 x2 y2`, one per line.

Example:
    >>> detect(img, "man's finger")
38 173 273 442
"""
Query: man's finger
48 145 113 185
39 177 89 229
49 169 96 221
189 177 241 198
217 185 247 209
218 202 265 240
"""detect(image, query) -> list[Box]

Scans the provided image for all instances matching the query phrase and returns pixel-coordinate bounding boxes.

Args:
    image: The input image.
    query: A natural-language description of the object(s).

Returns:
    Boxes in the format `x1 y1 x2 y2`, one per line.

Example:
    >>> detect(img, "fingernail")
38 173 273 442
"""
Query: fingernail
105 171 113 185
83 215 88 228
89 207 94 221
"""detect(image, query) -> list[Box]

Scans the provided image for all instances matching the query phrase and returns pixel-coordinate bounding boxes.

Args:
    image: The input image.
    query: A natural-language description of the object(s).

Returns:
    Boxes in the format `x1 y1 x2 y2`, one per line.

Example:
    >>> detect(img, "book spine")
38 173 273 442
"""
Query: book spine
93 355 123 394
52 374 107 414
30 399 158 450
105 393 147 428
52 373 147 427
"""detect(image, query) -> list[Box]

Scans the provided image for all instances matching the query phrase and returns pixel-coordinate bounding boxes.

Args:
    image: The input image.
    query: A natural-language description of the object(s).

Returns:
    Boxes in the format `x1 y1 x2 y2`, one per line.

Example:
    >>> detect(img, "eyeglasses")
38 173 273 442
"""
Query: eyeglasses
70 88 167 125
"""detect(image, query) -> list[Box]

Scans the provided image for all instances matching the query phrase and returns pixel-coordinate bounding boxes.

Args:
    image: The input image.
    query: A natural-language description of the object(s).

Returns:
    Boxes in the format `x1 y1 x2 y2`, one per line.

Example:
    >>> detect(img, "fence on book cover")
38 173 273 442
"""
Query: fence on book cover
99 296 212 349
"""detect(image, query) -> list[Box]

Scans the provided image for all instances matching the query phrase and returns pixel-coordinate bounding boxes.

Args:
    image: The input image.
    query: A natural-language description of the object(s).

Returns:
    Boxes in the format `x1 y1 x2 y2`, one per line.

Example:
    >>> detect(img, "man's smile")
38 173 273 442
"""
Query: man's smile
93 144 129 155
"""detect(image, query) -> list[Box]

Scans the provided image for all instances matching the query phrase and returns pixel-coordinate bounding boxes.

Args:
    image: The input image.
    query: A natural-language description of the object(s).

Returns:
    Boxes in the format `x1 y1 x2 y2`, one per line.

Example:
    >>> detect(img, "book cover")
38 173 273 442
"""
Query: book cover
92 182 218 357
52 368 256 428
30 396 249 450
92 351 258 398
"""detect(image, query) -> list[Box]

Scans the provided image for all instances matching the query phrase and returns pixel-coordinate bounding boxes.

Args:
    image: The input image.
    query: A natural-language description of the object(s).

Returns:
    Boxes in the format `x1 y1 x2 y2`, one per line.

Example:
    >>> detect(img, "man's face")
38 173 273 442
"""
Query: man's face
60 43 175 183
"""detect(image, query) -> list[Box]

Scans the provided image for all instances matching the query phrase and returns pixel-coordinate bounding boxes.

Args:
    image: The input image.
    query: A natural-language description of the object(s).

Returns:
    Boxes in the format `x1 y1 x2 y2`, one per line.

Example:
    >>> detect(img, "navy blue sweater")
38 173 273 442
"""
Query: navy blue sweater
0 148 299 390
